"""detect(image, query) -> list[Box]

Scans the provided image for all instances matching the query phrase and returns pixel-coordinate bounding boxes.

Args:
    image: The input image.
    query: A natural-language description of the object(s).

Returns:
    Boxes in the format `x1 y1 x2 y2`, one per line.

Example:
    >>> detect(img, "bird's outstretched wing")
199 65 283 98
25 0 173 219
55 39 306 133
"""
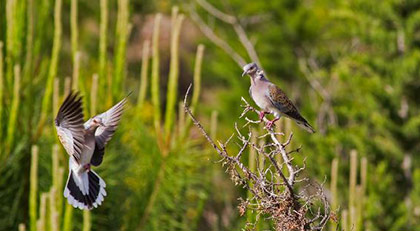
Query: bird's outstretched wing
55 91 85 161
267 84 315 133
90 96 128 166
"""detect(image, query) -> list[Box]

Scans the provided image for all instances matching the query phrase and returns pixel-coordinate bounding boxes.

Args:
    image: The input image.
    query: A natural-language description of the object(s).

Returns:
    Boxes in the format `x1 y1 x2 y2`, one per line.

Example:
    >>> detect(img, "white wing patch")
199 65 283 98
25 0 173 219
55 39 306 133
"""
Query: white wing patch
56 127 76 157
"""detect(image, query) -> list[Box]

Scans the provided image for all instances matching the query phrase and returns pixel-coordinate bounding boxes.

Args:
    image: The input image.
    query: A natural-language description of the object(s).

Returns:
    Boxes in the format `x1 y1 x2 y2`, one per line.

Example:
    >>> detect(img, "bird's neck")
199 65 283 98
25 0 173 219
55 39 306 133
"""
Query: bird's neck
86 125 99 134
250 75 268 86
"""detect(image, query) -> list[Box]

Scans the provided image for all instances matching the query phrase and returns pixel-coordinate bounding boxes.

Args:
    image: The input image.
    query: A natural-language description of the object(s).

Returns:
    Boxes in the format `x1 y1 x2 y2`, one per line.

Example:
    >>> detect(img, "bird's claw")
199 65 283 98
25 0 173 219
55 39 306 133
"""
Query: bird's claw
264 118 279 130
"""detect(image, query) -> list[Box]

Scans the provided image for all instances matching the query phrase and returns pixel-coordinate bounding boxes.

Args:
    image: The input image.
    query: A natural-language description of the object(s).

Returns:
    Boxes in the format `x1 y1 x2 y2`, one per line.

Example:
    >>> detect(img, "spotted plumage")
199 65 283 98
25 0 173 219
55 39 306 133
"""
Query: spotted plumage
242 62 315 133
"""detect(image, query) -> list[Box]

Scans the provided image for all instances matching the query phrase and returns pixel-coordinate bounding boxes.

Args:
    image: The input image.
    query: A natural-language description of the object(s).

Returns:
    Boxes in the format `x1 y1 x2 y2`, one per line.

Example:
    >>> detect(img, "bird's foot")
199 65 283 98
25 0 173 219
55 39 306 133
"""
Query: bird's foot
265 118 279 130
83 164 91 172
259 111 267 121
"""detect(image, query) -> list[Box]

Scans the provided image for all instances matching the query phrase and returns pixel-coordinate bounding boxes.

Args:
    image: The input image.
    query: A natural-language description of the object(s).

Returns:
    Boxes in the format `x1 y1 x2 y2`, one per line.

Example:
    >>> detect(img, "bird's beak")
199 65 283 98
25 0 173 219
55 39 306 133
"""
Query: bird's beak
242 70 247 77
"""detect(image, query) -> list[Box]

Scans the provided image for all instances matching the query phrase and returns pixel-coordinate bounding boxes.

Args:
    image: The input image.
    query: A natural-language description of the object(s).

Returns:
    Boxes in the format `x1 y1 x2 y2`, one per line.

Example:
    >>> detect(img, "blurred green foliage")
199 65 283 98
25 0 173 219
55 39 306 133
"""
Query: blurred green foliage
0 0 419 230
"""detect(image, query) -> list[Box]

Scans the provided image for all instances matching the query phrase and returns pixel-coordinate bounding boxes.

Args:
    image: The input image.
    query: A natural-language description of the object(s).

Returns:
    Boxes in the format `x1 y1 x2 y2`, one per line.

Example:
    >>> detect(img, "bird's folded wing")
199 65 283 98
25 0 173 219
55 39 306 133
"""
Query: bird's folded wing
91 96 127 166
267 84 308 123
55 91 85 161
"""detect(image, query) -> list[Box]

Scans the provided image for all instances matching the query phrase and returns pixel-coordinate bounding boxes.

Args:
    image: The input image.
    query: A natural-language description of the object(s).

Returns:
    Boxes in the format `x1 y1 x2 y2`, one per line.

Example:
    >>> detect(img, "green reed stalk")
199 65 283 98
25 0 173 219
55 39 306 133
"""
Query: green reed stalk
5 65 21 155
0 41 3 146
57 167 64 212
37 220 41 231
64 77 71 97
5 0 16 87
71 0 78 62
24 0 34 83
5 1 14 60
178 102 185 135
349 150 357 230
83 210 91 231
341 209 348 231
19 223 26 231
180 44 204 140
52 145 59 190
37 0 62 139
210 110 218 140
62 203 73 231
164 9 184 136
191 45 204 111
357 157 367 230
57 167 64 221
171 6 178 28
50 187 59 231
113 0 129 97
106 67 112 107
53 78 59 116
24 0 34 135
38 193 48 231
72 52 80 90
29 145 39 231
99 0 108 97
330 158 339 231
91 74 99 115
52 144 62 228
137 40 150 110
151 14 162 138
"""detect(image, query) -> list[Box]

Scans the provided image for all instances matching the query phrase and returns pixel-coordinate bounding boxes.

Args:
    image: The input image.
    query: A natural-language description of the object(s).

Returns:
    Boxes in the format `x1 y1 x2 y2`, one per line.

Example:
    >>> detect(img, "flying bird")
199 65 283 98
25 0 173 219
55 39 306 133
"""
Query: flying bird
55 91 128 209
242 62 315 133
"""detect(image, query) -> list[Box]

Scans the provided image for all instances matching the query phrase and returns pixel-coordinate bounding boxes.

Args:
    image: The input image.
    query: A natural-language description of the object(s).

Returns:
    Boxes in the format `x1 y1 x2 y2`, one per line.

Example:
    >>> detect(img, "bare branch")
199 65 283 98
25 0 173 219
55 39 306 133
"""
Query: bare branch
191 0 262 67
196 0 236 24
188 5 247 67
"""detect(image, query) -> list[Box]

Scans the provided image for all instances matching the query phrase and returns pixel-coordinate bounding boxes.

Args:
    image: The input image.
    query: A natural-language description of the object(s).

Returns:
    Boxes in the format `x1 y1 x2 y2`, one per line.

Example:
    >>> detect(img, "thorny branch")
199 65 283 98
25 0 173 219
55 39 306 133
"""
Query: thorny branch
184 85 331 231
188 0 262 68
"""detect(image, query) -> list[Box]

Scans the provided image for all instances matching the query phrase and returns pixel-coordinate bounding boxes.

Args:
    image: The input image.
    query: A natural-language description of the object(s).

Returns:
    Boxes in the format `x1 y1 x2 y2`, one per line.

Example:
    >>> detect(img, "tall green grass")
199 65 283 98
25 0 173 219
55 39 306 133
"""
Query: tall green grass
137 40 150 111
36 0 62 140
151 13 162 144
0 41 3 150
5 65 20 155
0 0 212 229
164 8 184 138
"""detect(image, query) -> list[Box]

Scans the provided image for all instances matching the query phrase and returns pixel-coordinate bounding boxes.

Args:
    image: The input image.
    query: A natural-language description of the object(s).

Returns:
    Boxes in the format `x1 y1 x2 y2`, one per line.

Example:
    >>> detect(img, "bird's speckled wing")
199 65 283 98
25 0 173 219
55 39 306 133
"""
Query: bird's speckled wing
90 96 127 166
55 91 85 162
267 84 308 124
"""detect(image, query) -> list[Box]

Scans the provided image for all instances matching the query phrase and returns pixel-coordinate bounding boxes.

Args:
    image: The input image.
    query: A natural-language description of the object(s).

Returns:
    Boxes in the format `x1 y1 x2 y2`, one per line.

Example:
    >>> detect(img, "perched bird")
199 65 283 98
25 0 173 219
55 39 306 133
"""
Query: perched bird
242 63 315 133
55 91 128 209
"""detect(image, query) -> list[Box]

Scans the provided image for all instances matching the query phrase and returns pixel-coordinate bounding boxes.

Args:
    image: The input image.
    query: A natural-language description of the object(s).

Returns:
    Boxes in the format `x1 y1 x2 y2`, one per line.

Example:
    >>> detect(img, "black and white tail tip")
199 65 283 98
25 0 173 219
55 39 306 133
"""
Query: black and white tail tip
64 170 107 210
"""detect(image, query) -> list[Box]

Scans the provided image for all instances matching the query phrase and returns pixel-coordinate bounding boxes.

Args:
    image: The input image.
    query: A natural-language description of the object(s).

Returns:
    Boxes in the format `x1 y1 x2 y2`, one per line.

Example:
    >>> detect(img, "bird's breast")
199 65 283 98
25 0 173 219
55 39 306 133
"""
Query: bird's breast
80 132 96 165
250 86 271 111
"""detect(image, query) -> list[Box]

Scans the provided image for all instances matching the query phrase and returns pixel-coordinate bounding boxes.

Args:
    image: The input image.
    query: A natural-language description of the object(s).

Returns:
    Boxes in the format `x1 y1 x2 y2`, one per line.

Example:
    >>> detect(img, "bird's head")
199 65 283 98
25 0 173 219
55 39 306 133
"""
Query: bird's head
92 117 105 128
242 62 259 77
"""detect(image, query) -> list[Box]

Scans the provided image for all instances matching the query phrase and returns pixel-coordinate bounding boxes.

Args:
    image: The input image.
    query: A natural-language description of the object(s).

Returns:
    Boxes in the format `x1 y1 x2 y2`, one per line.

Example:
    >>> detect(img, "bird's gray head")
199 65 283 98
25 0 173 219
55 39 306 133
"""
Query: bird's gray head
242 62 259 77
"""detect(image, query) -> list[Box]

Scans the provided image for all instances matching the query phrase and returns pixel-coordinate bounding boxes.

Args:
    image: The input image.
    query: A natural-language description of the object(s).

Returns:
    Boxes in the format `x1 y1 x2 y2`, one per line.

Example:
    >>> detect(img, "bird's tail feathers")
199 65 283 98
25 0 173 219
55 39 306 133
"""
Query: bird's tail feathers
64 169 107 210
296 121 315 134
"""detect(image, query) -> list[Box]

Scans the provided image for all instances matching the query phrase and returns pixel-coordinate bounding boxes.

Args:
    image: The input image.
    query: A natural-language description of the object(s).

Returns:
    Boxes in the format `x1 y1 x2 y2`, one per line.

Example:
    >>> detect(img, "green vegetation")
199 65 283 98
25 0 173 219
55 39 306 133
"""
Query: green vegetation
0 0 420 230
